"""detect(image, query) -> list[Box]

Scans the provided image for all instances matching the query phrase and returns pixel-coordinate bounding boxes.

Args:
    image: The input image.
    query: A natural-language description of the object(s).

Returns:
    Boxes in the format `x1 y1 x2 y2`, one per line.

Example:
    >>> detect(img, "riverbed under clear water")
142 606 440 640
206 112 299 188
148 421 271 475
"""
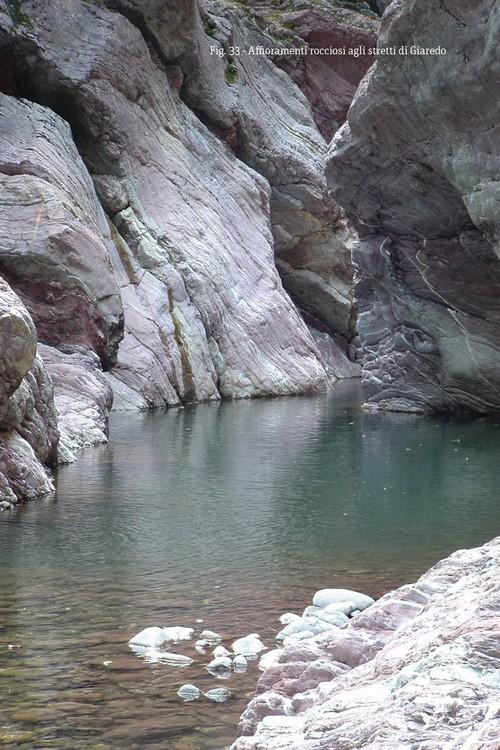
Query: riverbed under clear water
1 381 500 749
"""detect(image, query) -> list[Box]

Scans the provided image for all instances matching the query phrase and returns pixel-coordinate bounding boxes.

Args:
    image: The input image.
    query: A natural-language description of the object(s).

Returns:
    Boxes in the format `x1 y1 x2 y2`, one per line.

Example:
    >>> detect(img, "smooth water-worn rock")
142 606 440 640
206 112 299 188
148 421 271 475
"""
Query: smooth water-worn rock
207 656 232 673
142 650 193 666
150 0 362 341
204 687 232 703
0 94 123 370
312 587 374 611
128 625 194 650
0 279 59 504
326 0 500 414
128 627 169 650
176 684 201 702
233 635 267 657
39 345 113 464
231 537 500 749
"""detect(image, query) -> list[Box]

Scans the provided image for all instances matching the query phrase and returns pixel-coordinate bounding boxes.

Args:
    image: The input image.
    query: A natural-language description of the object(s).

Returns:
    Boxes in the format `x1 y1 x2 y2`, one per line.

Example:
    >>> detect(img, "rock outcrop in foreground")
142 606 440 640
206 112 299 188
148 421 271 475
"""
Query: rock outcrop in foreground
231 537 500 749
327 0 500 414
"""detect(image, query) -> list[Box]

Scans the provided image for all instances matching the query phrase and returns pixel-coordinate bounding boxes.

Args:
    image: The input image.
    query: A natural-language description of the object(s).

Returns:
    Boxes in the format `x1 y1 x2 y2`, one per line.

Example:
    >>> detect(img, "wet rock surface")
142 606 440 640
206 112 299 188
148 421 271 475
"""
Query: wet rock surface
327 0 500 414
231 537 500 749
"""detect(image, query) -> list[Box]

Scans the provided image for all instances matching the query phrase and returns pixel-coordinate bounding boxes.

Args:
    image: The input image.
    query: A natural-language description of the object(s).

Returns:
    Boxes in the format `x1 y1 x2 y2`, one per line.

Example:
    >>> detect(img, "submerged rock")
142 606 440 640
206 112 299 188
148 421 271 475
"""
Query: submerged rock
143 651 193 666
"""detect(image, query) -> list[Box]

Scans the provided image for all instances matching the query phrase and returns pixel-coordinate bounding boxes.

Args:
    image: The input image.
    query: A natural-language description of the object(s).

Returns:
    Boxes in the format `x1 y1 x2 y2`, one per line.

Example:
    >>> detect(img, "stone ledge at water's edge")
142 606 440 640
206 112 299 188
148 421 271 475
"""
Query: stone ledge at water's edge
230 537 500 750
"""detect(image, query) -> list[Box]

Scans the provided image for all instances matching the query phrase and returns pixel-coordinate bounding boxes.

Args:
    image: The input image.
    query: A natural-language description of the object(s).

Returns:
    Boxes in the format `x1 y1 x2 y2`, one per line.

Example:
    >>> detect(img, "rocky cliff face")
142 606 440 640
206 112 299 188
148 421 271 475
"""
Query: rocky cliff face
231 537 500 750
0 0 373 500
327 0 500 414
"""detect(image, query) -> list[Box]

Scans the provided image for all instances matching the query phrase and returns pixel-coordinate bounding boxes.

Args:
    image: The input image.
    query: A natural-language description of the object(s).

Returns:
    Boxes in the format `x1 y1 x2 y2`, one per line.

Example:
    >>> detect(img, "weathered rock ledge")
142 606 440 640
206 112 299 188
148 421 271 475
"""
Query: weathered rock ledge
231 537 500 749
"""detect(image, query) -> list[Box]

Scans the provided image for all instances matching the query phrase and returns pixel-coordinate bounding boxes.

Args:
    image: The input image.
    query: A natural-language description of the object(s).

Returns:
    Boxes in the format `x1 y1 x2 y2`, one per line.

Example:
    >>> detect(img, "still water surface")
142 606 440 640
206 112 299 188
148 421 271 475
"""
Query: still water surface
1 381 500 748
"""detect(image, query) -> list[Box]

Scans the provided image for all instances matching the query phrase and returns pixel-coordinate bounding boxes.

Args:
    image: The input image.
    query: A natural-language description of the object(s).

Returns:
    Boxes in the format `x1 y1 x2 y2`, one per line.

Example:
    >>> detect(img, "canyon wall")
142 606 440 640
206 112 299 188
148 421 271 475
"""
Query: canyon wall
0 0 373 500
327 0 500 414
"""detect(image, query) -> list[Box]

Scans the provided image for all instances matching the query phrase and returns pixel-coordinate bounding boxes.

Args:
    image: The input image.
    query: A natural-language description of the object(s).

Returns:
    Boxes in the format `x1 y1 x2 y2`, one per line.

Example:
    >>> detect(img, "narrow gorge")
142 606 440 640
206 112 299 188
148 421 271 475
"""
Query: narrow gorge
0 0 499 749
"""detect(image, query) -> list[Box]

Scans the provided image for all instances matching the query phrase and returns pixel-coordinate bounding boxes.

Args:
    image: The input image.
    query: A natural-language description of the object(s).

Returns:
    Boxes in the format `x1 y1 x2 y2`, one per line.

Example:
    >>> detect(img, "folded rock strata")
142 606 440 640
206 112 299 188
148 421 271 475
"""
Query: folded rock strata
326 0 500 414
231 537 500 749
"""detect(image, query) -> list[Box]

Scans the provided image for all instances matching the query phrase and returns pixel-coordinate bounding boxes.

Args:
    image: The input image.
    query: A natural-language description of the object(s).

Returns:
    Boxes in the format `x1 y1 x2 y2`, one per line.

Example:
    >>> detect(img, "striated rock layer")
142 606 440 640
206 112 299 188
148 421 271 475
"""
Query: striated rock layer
327 0 500 414
231 536 500 749
0 0 371 415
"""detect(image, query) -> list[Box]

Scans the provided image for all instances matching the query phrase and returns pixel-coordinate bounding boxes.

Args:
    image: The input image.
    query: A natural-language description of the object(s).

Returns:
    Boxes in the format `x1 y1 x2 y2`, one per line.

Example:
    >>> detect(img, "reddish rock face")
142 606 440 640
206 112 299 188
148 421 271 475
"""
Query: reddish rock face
274 8 378 140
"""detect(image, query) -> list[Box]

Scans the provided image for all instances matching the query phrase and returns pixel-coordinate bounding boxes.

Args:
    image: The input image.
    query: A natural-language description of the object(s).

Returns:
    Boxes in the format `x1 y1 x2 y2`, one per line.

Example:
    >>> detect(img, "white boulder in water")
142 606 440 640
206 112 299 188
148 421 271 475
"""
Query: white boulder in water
128 626 168 649
213 645 231 658
162 626 194 642
207 656 232 673
312 588 375 611
200 629 222 644
177 684 201 701
232 633 266 657
233 654 248 672
204 687 231 703
128 625 194 650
